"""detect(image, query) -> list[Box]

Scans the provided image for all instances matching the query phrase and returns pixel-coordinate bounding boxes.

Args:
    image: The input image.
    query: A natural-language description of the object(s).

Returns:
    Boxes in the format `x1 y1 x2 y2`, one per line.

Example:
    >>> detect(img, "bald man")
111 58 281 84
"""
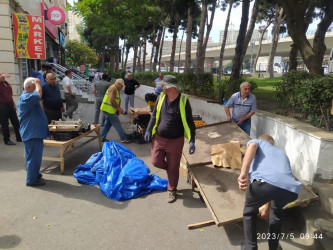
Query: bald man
41 73 64 124
17 77 49 186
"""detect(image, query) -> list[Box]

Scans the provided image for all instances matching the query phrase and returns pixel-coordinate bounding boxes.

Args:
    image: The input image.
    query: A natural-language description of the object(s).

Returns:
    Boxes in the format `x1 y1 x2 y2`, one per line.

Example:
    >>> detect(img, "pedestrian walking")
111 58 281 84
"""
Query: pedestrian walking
93 73 111 124
144 75 196 203
62 70 78 119
100 79 129 143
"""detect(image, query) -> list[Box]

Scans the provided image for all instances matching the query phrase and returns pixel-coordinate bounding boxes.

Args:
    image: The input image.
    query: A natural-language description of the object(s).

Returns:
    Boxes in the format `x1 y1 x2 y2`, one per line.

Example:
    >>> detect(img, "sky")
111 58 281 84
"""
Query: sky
67 0 319 43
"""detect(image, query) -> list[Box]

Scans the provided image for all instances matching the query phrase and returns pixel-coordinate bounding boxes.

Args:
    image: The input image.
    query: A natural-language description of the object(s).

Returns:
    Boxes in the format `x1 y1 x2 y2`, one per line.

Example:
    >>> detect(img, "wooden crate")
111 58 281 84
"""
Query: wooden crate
129 106 152 124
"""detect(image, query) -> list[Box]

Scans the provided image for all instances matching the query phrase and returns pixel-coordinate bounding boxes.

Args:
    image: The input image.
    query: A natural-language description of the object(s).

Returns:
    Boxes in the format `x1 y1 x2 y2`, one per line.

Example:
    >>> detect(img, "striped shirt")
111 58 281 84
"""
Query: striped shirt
225 92 257 120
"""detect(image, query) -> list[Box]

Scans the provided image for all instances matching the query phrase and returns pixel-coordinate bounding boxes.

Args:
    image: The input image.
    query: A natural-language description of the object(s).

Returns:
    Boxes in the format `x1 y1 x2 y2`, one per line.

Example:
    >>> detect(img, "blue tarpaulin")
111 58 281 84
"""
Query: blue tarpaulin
73 141 168 201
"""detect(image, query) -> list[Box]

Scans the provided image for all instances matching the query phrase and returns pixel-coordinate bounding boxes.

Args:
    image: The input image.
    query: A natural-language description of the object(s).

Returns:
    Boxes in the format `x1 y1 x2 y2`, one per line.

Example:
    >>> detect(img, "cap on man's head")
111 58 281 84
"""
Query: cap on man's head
159 75 178 89
115 78 125 87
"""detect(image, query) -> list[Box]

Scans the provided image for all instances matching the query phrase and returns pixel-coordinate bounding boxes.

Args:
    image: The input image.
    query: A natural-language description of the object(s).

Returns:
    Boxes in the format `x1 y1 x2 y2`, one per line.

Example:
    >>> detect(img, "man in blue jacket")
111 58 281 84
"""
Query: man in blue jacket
17 77 49 186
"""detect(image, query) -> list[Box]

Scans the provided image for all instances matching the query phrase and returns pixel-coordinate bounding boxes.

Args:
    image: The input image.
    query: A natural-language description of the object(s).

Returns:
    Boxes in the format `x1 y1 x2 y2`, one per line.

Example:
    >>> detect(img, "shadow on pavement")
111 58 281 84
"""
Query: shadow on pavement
0 235 21 249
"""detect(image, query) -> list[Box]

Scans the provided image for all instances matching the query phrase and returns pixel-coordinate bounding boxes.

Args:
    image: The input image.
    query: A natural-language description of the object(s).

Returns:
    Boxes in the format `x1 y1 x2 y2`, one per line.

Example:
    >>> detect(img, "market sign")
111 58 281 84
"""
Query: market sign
12 13 46 59
47 7 66 25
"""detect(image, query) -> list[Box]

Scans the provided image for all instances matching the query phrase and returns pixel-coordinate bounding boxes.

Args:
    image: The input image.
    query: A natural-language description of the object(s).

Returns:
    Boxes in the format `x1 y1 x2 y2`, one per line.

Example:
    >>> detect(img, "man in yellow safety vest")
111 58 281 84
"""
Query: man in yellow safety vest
144 75 196 203
100 78 129 143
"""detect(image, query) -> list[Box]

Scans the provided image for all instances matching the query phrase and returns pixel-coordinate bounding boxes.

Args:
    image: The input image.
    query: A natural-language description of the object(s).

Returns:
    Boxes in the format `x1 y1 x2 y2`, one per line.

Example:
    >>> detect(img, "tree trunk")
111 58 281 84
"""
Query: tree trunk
277 0 333 76
110 55 115 72
143 37 147 71
158 28 165 72
289 43 298 71
121 43 125 69
267 6 284 78
153 29 163 72
101 48 105 68
196 0 217 74
137 43 142 72
195 1 207 74
230 0 250 81
241 0 260 61
115 38 119 72
150 43 154 71
170 21 179 72
217 0 233 82
185 5 193 73
133 44 137 73
178 30 185 73
252 21 271 73
124 47 129 69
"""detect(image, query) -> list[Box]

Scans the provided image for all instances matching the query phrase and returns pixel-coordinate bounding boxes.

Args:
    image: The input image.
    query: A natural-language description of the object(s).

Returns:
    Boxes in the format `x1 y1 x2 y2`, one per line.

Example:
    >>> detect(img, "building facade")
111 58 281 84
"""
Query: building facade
219 28 267 45
68 10 82 41
0 0 68 101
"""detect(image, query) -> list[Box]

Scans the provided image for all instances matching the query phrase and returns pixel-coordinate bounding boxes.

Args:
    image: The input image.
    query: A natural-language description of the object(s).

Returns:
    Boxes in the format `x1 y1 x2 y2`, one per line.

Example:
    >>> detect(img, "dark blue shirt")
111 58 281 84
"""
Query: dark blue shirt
42 83 63 110
17 91 49 141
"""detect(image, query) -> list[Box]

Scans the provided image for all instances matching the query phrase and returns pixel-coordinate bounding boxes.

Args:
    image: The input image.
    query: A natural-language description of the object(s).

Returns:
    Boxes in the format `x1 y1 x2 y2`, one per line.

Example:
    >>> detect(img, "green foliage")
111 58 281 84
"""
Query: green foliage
299 76 333 127
133 72 223 100
133 71 161 86
275 70 333 129
65 41 98 67
275 70 310 115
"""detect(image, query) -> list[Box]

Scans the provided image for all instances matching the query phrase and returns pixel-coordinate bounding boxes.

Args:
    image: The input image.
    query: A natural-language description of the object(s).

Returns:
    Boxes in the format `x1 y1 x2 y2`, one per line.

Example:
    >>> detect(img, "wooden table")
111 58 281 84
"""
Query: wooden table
43 124 102 174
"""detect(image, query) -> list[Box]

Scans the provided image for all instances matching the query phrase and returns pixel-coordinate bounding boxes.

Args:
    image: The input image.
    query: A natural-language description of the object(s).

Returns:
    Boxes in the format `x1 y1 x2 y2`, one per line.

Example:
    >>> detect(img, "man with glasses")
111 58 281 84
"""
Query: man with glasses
41 73 64 124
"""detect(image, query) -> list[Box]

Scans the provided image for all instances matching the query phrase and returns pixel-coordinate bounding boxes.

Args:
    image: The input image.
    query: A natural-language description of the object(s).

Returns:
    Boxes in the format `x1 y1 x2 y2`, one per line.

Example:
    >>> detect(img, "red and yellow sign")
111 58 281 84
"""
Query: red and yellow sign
12 13 46 59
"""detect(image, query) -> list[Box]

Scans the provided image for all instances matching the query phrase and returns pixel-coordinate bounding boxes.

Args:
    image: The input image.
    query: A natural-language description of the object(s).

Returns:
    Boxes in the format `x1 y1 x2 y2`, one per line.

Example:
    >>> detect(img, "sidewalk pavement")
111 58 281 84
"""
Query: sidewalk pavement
0 94 315 250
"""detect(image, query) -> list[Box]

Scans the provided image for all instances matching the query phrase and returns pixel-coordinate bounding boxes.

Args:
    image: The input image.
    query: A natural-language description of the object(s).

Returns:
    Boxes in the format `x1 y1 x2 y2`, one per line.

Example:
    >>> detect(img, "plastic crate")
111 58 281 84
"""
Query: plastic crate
50 131 79 141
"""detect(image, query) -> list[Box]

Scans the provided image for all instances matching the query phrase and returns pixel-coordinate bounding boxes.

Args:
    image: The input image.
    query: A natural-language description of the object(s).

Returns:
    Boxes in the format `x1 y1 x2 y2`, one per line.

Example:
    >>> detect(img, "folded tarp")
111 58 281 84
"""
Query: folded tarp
74 141 168 201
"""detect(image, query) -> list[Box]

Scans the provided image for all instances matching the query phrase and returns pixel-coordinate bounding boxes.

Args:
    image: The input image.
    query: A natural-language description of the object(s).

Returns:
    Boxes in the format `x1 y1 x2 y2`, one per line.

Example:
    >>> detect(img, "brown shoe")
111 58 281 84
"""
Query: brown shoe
168 190 177 203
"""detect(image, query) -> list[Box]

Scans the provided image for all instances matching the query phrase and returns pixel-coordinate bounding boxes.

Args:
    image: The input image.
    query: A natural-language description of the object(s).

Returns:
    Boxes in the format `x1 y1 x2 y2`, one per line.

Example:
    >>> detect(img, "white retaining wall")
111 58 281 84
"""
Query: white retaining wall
136 85 333 184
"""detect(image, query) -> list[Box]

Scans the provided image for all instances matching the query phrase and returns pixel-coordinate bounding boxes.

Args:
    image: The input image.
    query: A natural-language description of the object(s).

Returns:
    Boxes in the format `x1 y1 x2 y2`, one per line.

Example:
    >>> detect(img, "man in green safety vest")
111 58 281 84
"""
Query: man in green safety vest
144 75 196 203
100 78 129 143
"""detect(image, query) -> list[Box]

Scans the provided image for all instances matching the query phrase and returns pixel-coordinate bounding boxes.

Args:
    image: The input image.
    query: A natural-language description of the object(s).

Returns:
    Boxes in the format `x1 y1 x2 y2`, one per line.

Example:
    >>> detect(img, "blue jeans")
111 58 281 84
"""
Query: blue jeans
94 98 105 124
24 138 44 185
124 94 135 113
232 117 251 136
101 111 126 141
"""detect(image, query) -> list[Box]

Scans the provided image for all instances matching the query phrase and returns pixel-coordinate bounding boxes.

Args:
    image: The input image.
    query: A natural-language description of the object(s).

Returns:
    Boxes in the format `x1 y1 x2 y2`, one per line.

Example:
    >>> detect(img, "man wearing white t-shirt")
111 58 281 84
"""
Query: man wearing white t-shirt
62 70 78 119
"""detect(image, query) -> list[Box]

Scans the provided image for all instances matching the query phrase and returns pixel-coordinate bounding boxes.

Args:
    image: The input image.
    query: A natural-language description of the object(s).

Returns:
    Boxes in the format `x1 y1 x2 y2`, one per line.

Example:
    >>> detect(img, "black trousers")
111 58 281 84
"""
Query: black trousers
243 181 298 250
0 103 21 143
44 108 62 124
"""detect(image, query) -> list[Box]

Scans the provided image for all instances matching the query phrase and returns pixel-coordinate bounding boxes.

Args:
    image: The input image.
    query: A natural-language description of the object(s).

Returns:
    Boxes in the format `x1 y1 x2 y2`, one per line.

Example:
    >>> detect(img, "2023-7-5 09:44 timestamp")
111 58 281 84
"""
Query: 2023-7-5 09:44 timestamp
257 233 323 240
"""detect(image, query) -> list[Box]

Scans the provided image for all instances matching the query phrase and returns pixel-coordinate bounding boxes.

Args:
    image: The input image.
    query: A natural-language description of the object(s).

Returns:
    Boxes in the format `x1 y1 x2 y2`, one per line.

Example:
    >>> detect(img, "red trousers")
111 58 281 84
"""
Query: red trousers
151 134 184 191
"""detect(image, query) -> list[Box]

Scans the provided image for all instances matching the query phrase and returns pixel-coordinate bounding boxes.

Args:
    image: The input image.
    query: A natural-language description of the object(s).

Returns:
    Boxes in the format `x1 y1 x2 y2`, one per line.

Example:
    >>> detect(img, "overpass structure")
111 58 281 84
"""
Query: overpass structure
127 32 333 72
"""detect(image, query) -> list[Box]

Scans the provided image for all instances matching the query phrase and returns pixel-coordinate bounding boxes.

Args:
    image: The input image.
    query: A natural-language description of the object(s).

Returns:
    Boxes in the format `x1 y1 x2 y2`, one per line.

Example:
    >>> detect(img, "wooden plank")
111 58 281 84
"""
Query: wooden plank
190 165 246 226
183 122 250 166
188 220 216 230
42 156 62 162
